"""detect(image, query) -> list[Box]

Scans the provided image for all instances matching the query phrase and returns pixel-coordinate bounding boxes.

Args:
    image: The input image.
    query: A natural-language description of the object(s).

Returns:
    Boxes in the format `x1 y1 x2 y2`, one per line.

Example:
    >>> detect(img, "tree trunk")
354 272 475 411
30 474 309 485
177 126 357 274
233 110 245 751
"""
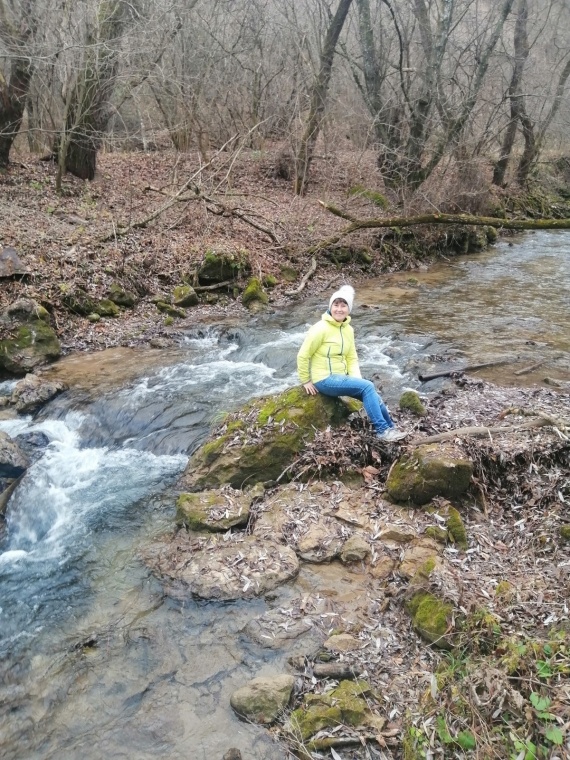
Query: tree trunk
492 0 529 186
294 0 354 196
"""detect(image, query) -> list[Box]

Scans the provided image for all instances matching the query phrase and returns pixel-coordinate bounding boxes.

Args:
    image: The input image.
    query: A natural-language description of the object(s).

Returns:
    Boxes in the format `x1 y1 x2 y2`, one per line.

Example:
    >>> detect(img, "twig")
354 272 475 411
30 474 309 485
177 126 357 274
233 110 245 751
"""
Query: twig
285 257 317 296
418 358 517 382
193 280 234 292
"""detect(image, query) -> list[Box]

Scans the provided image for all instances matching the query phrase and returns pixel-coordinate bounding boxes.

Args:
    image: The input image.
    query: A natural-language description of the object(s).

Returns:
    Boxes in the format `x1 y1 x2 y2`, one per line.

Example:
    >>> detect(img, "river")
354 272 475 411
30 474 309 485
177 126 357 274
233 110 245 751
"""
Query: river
0 231 568 759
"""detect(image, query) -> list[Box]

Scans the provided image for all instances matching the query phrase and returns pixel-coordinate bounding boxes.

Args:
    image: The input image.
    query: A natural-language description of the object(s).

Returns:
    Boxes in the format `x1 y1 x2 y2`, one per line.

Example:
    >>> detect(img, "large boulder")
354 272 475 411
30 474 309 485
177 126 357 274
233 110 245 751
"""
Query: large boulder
386 443 473 505
0 299 61 375
178 387 353 491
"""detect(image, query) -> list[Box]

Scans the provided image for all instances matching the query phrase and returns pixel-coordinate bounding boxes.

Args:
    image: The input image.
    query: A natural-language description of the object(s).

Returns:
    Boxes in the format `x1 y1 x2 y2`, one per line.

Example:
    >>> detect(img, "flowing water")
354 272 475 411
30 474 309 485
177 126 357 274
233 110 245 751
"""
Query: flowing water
0 231 569 759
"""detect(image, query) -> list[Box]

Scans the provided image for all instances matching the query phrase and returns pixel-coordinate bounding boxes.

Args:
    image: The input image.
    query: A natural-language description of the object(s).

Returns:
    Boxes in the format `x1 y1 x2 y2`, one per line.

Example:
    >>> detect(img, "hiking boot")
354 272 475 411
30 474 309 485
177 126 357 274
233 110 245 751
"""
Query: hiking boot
377 428 407 442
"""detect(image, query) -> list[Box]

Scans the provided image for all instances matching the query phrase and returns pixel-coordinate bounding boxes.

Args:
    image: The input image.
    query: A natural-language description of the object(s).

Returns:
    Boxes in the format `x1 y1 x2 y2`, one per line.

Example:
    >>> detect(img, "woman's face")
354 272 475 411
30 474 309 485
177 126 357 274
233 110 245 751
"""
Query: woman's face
330 298 349 322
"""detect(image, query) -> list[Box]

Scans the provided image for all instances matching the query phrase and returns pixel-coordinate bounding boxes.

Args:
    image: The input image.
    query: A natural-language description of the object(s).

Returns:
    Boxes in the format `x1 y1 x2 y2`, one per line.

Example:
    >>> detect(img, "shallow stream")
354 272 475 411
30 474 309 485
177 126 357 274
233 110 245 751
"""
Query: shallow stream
0 231 568 759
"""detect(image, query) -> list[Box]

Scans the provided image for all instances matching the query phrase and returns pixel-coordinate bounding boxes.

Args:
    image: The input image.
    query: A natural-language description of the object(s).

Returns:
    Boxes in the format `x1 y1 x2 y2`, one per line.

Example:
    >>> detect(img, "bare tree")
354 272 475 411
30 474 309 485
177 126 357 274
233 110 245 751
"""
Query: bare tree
0 0 38 167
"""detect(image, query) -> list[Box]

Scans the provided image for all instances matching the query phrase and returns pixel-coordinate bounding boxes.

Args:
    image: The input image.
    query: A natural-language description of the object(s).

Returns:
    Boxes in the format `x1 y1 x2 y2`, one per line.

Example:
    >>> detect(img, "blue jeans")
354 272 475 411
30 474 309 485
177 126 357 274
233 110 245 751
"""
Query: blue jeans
314 374 394 435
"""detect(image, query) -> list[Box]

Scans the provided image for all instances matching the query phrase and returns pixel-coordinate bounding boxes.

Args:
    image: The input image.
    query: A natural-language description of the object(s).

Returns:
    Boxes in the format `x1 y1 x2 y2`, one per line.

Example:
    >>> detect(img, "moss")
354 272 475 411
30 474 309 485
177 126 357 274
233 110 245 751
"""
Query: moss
172 285 199 307
279 266 298 282
262 275 277 288
399 390 426 416
446 506 468 550
156 301 186 318
386 444 473 505
242 277 268 307
199 249 250 283
348 185 389 208
495 580 513 598
0 320 61 374
94 298 120 317
425 526 449 544
289 704 343 741
406 591 454 648
559 524 570 541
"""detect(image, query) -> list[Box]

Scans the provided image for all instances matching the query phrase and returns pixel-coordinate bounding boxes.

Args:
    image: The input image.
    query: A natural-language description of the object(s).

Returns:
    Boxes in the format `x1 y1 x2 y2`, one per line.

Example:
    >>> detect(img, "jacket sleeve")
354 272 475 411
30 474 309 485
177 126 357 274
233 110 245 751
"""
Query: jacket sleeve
297 323 325 383
346 330 361 378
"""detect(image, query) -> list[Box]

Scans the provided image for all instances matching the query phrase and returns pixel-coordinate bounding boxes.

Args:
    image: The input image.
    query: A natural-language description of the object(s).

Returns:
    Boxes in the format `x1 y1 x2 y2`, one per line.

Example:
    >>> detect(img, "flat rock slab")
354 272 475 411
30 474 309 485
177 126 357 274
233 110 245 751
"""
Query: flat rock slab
148 534 299 601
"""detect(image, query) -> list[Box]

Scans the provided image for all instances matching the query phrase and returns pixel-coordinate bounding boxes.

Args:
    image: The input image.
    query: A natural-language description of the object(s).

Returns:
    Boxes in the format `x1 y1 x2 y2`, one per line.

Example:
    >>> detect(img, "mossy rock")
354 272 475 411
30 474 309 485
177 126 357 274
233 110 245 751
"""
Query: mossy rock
230 674 295 725
289 680 372 741
559 525 570 542
172 285 199 308
94 298 120 317
176 485 262 532
87 313 101 323
178 386 353 491
198 249 251 284
108 283 136 308
425 525 449 544
386 443 473 505
279 265 297 282
445 505 468 550
5 299 50 323
60 286 98 316
0 320 61 375
262 275 277 288
156 301 186 319
406 590 455 648
399 390 426 416
242 277 268 310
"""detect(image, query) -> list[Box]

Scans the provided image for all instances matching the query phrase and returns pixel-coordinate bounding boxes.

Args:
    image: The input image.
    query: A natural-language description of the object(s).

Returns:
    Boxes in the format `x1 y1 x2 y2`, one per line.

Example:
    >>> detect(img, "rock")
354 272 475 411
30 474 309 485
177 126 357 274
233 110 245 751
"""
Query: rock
60 286 98 316
405 590 455 649
153 535 299 601
288 680 374 740
6 298 50 322
559 525 570 542
95 298 120 317
176 485 262 532
296 520 345 563
13 431 50 464
155 301 186 319
108 283 136 308
230 674 295 724
0 431 30 478
386 443 473 505
198 249 251 284
0 247 28 278
370 555 396 579
399 390 426 416
399 537 441 579
10 373 68 413
323 633 364 653
242 277 268 310
0 475 23 516
222 750 242 760
87 313 101 323
172 285 199 308
378 524 416 544
0 300 61 375
178 387 353 491
340 534 371 563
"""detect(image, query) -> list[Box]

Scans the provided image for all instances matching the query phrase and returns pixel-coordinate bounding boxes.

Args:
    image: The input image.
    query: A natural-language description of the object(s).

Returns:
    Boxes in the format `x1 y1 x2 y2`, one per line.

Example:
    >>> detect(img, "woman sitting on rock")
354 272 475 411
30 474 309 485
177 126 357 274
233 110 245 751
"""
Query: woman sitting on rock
297 285 407 442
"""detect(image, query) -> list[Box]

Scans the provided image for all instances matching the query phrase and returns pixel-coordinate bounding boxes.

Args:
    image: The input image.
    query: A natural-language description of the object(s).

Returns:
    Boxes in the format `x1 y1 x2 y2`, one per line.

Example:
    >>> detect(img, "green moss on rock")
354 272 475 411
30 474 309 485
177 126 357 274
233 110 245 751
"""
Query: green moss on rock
446 506 468 550
198 249 251 284
386 444 473 505
0 320 61 375
399 390 426 416
559 524 570 541
173 285 199 307
406 591 454 648
242 277 268 308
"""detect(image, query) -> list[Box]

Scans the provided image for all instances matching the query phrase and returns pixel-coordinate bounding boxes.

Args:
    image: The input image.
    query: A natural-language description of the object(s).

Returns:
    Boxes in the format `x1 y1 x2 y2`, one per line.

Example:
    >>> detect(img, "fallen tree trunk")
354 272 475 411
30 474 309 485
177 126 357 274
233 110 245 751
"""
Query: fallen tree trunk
313 203 570 252
418 358 516 382
513 353 563 376
410 417 555 445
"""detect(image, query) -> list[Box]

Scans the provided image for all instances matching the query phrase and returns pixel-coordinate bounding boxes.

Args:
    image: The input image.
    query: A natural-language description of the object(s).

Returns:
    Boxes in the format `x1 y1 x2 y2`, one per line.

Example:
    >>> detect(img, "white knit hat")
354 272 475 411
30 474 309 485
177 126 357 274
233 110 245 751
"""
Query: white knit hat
329 285 355 313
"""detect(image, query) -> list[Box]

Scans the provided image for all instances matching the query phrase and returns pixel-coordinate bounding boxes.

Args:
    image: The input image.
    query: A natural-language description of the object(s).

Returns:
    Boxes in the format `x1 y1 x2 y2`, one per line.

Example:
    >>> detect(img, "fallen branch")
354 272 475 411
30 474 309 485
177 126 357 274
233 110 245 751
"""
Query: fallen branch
513 353 564 376
313 203 570 252
193 279 234 292
285 257 317 296
418 358 516 382
409 418 552 445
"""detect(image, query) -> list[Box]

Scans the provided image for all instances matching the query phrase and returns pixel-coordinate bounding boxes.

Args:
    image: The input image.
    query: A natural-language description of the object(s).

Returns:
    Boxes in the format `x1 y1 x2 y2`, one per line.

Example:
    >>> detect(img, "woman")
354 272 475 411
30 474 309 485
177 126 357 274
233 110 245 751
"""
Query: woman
297 285 407 441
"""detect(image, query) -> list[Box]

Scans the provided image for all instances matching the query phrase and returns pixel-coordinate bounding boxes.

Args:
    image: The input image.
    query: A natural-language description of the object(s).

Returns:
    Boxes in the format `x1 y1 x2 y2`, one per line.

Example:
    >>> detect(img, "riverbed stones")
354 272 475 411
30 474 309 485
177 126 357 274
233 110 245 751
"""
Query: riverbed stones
230 674 295 724
176 485 262 532
386 442 473 505
152 534 299 601
0 431 30 478
10 373 68 413
178 387 353 491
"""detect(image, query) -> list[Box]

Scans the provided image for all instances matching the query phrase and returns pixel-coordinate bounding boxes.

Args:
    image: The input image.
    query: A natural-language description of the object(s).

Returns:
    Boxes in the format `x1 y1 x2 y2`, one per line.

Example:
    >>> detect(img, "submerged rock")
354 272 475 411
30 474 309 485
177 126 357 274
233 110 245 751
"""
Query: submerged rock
230 674 295 724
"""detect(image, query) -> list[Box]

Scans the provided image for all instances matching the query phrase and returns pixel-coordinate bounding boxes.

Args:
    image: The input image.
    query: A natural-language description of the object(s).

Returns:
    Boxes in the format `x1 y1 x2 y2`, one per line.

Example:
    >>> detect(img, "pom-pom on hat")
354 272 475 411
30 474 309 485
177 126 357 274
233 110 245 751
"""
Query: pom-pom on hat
329 285 355 313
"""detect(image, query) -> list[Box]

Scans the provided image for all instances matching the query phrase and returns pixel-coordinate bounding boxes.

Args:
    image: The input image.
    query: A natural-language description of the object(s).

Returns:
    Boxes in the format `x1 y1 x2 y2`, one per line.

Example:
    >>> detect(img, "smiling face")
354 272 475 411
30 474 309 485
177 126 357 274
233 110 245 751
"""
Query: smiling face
330 298 349 322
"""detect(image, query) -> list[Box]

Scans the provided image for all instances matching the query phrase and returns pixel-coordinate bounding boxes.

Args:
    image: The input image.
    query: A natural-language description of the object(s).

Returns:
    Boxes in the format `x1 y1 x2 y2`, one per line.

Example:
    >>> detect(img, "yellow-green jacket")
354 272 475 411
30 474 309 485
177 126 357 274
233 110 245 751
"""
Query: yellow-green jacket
297 312 361 383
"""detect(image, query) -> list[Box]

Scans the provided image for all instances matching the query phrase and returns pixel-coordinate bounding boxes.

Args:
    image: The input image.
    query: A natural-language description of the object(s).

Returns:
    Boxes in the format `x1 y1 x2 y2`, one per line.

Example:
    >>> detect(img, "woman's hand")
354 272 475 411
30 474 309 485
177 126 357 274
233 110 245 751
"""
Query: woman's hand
303 382 318 395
